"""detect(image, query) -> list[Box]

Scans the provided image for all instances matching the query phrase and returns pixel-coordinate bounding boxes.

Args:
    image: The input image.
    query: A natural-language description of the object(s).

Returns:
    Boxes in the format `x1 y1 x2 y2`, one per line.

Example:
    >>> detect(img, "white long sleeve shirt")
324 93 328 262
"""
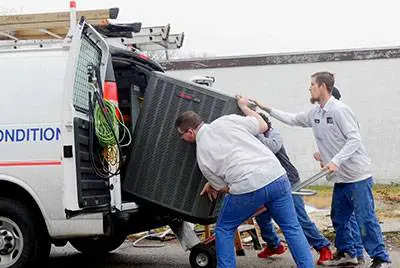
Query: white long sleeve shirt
269 97 371 183
196 114 286 194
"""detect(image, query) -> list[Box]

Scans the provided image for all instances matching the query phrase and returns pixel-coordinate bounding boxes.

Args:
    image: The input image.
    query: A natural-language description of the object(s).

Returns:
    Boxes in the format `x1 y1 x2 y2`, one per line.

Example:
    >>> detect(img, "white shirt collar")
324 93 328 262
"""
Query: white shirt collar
196 123 208 143
318 96 335 113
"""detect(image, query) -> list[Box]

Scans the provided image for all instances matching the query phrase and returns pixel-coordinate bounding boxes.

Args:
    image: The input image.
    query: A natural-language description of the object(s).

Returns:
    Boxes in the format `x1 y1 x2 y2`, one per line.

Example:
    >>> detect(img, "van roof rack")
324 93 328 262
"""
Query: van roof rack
0 8 119 40
106 24 185 51
0 4 184 51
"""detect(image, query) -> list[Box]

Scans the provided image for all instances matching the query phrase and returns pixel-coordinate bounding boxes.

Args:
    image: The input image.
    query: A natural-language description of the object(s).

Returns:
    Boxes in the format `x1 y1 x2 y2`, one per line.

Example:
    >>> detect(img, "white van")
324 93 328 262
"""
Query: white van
0 19 174 267
0 9 235 266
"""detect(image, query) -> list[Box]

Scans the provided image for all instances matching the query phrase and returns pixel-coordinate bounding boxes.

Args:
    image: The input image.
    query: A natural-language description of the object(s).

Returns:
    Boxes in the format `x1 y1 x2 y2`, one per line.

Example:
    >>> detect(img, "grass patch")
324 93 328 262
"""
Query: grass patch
306 184 400 200
305 185 333 196
303 184 400 212
304 195 332 209
321 229 400 248
374 184 400 202
384 232 400 248
321 229 336 242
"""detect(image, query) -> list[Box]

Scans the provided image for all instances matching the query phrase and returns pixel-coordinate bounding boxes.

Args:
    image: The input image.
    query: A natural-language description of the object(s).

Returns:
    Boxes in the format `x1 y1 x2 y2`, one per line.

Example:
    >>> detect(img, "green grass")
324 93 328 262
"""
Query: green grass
307 184 400 202
306 185 333 195
321 229 400 248
374 184 400 202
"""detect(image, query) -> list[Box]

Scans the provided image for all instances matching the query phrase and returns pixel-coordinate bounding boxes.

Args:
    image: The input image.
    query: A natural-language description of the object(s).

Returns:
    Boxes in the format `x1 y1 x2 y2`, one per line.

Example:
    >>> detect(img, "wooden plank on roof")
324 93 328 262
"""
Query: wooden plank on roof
0 19 108 32
0 8 118 25
0 18 109 40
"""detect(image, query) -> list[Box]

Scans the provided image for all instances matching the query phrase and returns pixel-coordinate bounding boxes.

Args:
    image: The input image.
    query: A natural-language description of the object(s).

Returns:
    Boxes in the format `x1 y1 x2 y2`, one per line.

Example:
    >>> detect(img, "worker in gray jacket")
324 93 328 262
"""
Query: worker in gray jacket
315 86 365 264
255 71 391 268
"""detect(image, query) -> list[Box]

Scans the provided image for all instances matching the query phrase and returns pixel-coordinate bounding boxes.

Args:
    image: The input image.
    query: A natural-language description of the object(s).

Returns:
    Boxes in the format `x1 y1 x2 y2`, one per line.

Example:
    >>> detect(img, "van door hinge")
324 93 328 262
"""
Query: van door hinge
63 145 73 158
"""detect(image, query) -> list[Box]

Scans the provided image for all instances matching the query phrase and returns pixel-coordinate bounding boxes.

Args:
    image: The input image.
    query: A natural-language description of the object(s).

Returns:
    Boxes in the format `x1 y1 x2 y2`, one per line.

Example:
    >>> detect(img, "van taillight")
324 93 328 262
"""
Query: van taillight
103 81 118 106
103 81 121 119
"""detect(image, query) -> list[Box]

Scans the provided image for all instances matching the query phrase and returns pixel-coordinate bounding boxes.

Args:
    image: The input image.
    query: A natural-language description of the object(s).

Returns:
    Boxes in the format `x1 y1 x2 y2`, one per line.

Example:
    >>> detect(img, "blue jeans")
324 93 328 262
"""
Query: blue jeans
215 175 313 268
256 194 330 251
331 177 390 262
344 213 364 258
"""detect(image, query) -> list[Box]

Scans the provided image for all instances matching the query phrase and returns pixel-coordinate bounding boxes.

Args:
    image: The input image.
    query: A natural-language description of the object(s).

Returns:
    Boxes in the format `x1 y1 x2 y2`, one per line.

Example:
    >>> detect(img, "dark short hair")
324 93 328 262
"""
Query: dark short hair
331 86 341 100
175 111 203 131
311 72 335 92
259 113 272 130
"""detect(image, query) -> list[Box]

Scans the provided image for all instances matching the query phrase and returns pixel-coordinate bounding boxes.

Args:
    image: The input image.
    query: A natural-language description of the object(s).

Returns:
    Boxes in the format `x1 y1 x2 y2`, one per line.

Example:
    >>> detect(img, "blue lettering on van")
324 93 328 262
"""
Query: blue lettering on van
0 127 61 143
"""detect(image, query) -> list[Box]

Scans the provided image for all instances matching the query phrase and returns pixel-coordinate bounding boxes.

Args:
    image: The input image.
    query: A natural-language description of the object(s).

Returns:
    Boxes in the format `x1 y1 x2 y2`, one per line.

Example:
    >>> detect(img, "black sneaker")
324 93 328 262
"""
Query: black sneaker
369 258 391 268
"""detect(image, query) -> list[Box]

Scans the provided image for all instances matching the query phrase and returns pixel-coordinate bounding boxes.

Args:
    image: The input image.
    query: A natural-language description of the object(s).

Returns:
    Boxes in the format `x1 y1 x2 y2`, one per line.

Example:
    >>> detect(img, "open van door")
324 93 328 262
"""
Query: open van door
61 19 114 218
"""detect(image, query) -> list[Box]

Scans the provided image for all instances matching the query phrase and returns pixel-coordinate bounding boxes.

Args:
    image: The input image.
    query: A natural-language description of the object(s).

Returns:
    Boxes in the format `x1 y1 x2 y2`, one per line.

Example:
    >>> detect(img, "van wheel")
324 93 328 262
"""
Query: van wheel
189 244 217 268
0 198 50 268
70 233 126 255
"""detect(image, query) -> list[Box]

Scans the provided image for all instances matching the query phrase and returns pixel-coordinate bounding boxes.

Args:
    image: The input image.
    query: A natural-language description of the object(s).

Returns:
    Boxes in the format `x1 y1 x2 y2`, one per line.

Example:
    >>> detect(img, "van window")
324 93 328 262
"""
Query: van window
73 35 103 113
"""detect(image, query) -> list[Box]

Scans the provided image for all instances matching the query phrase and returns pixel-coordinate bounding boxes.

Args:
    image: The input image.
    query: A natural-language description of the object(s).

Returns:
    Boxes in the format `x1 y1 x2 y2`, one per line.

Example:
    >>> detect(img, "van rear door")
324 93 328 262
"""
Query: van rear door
62 20 113 217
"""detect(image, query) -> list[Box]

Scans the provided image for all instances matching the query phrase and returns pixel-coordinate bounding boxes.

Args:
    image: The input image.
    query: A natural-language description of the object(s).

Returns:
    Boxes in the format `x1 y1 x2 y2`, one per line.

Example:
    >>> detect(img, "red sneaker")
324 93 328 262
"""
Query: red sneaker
257 243 287 259
317 246 333 265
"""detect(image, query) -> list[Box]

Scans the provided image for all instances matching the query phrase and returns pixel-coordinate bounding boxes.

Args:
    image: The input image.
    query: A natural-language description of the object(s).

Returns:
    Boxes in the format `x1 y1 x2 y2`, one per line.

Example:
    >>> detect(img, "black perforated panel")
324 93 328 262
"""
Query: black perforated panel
74 118 110 208
123 72 241 223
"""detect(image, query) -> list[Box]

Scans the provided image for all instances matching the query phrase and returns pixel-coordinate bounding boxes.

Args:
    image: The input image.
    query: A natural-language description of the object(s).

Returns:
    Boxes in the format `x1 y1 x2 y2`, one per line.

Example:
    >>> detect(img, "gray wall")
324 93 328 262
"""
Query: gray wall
167 58 400 184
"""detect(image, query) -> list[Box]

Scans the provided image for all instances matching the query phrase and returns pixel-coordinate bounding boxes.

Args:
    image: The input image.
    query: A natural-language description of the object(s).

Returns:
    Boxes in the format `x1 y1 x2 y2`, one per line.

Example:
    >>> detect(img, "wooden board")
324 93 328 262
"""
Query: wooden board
0 19 108 32
0 8 118 25
0 8 117 40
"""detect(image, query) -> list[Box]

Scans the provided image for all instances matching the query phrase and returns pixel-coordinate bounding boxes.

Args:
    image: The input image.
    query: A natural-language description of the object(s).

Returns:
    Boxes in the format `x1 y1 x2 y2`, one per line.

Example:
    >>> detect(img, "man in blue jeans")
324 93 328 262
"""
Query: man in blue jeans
256 72 391 267
254 112 333 265
315 86 365 264
175 96 313 268
314 150 365 263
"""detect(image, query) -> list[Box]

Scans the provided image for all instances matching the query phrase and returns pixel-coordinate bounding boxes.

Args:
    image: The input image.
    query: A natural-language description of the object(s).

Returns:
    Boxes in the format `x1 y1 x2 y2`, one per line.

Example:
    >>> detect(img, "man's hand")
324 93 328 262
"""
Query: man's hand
254 100 271 113
219 186 230 194
200 183 219 201
236 95 249 107
313 152 324 168
326 162 338 172
313 152 321 162
235 94 268 133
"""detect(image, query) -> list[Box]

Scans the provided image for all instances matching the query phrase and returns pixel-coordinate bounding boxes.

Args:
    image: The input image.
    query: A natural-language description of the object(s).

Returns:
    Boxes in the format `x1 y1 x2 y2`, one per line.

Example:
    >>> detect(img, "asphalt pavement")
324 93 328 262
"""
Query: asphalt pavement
49 240 400 268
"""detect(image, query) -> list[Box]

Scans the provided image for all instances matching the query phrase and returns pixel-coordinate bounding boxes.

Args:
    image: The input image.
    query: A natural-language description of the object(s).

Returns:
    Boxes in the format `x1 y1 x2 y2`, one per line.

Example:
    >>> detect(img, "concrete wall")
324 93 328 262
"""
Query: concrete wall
167 58 400 184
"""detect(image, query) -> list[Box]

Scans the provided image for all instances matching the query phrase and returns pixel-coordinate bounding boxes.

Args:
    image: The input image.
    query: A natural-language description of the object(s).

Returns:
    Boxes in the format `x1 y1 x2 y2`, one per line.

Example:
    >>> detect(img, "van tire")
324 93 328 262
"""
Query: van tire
70 233 126 255
0 197 50 268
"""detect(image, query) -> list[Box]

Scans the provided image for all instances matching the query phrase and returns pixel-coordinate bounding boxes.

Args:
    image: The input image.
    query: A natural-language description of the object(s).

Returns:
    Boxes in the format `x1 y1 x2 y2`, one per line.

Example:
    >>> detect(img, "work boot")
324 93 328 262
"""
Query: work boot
320 251 358 266
317 246 333 265
369 258 391 268
257 242 286 259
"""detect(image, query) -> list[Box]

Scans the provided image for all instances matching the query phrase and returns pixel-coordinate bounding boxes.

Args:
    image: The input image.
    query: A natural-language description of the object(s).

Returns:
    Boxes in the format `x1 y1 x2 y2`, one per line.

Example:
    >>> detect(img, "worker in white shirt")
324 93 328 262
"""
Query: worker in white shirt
175 96 313 268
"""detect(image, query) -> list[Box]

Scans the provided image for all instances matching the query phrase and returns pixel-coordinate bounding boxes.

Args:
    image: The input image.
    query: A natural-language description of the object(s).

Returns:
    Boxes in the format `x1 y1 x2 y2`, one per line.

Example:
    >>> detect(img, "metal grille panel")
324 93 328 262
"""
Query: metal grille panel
73 35 102 113
123 72 241 223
